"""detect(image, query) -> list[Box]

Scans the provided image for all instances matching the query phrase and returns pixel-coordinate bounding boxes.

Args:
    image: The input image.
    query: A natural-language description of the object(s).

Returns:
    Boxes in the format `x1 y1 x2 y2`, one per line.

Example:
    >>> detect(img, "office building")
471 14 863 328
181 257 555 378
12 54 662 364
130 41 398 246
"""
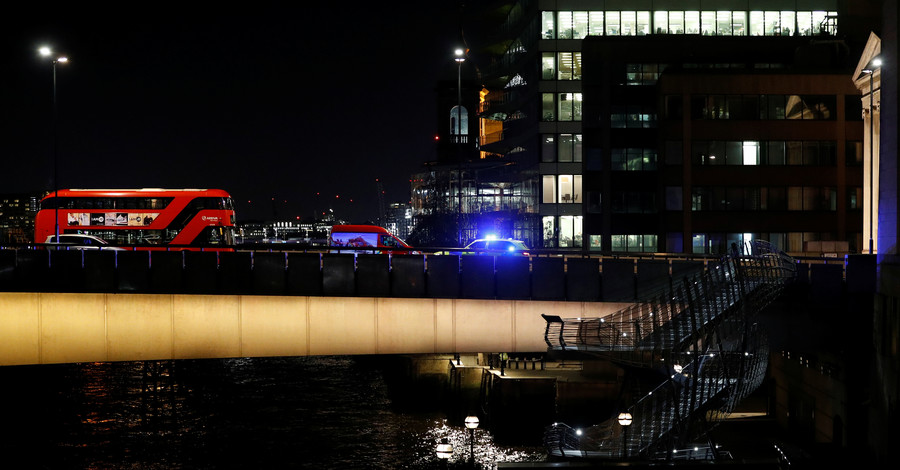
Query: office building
461 0 878 254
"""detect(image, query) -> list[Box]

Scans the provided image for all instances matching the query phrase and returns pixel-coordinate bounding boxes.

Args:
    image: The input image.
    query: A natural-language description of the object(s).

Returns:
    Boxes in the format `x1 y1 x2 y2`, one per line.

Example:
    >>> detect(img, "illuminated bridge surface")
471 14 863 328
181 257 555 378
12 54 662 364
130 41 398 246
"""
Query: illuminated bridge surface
0 247 873 366
542 241 799 462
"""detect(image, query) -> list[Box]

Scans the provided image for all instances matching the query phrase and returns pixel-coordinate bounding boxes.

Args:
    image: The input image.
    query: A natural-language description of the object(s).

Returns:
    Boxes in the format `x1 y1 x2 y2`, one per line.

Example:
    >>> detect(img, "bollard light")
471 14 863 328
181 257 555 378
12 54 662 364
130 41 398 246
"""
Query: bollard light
436 438 453 460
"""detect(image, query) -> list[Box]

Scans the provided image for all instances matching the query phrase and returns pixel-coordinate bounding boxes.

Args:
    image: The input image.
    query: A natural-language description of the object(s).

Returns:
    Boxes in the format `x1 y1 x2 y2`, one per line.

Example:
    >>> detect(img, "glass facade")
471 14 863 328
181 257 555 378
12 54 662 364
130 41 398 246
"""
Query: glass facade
611 234 658 252
688 94 838 120
691 186 837 211
692 140 838 166
611 148 657 170
529 4 846 253
690 231 848 254
542 215 583 248
538 133 585 163
611 106 657 128
543 9 837 38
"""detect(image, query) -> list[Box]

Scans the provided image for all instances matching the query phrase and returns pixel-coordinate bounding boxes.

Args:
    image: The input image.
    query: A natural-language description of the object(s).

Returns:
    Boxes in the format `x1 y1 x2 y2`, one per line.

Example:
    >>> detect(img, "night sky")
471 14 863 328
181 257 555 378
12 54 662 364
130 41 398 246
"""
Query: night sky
1 4 465 223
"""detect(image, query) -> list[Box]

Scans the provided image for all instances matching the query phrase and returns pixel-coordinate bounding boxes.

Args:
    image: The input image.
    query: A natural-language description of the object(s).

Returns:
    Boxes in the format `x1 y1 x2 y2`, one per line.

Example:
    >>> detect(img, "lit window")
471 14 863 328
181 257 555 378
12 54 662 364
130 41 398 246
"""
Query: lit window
668 11 684 34
611 234 657 252
558 11 574 38
557 175 582 203
559 216 583 247
589 12 604 35
542 216 555 247
557 93 582 121
654 11 667 34
542 176 556 204
621 11 636 36
541 11 555 39
557 52 582 80
742 141 759 165
573 11 589 38
542 53 555 80
606 11 620 35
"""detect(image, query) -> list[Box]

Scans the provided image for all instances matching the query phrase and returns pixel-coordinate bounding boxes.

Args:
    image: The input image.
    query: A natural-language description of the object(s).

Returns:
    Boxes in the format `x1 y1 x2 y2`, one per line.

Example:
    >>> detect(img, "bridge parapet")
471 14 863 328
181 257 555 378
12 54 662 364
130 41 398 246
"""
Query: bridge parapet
0 249 876 301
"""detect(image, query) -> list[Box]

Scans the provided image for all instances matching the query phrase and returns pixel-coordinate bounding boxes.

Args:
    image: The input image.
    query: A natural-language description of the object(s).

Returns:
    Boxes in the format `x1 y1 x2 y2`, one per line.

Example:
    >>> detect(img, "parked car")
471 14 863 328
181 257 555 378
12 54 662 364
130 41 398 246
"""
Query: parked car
440 238 530 256
43 234 125 250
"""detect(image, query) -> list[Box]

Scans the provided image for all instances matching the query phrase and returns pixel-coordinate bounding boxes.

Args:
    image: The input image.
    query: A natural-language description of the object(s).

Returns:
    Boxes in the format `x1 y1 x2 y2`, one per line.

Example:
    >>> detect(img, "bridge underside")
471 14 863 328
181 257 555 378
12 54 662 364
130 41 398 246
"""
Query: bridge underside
0 292 631 366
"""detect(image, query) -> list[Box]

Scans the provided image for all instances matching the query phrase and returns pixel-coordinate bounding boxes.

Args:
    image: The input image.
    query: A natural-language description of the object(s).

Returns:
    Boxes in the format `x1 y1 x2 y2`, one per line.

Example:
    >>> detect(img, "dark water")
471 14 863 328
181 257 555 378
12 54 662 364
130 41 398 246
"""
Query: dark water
0 356 546 469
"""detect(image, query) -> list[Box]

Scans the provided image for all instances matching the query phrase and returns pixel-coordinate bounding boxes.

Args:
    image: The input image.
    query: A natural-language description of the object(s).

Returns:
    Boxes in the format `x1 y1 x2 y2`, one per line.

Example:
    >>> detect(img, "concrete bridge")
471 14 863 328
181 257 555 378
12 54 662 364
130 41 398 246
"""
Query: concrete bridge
0 248 875 366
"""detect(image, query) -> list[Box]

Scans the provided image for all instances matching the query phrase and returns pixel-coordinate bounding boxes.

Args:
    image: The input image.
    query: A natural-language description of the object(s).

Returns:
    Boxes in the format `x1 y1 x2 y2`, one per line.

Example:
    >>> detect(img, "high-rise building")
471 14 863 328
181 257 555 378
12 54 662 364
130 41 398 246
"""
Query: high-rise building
461 0 879 255
0 193 41 243
583 34 862 255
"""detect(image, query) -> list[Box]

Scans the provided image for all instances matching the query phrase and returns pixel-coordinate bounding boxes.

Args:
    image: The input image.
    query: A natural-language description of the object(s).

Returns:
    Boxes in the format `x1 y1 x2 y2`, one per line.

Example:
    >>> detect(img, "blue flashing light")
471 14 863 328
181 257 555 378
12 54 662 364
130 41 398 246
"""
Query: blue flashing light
507 246 515 252
485 234 498 240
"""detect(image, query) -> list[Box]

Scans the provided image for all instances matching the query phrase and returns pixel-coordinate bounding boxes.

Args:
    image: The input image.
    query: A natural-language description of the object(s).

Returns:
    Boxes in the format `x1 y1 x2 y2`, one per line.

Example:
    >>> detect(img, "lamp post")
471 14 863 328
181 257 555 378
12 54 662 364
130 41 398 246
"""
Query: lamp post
39 46 68 241
860 56 882 254
436 438 453 468
455 48 466 246
618 412 633 459
464 415 480 466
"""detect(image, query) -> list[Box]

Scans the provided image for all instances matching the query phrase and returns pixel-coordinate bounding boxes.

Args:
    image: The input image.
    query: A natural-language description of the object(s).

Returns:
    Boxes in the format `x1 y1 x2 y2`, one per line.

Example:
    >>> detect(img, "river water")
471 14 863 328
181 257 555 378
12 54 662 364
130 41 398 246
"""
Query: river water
0 356 547 469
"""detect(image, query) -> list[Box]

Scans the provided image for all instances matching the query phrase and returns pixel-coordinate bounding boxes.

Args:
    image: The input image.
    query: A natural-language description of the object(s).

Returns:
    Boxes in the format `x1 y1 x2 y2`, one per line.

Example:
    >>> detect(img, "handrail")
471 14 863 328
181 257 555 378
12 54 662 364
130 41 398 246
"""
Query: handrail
542 240 796 461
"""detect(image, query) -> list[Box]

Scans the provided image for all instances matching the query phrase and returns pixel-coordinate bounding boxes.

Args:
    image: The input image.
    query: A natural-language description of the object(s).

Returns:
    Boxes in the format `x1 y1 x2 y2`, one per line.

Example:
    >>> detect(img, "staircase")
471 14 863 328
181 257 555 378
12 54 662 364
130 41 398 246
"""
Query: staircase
542 240 796 460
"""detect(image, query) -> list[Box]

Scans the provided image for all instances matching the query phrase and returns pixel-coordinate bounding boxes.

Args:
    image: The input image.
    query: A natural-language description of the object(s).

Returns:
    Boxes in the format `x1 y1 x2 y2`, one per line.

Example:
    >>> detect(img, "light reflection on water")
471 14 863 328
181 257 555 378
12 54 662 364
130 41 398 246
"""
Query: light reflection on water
0 356 547 469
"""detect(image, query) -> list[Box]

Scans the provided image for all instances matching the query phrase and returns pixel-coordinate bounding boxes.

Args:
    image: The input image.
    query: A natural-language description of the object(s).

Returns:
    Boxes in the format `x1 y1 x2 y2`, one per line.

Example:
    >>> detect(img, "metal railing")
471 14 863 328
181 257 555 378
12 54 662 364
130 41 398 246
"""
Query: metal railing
543 240 796 461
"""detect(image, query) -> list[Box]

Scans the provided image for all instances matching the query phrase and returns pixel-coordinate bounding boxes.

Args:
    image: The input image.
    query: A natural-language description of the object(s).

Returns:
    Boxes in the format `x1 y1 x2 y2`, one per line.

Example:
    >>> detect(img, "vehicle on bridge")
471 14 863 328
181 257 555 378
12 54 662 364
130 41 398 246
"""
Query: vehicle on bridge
35 188 236 250
439 237 530 256
43 234 126 251
328 224 414 254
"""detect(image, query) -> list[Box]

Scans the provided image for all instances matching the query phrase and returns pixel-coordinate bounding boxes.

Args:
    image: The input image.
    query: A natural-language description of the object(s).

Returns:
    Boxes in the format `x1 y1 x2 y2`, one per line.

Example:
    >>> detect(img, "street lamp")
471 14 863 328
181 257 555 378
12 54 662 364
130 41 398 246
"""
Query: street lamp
618 412 633 459
859 56 882 254
39 46 68 241
464 415 480 466
455 48 466 246
436 438 453 467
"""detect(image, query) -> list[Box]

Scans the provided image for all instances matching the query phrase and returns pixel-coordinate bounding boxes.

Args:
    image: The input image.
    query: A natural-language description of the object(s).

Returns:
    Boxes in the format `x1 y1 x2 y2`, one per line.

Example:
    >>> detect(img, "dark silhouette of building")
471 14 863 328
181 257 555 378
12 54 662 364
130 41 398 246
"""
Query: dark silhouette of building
582 34 863 255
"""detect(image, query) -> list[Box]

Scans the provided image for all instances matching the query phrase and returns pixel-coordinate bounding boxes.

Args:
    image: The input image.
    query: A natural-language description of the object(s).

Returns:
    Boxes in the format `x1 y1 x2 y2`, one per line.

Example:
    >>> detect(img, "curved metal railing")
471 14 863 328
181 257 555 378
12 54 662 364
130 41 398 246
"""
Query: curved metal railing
543 240 795 460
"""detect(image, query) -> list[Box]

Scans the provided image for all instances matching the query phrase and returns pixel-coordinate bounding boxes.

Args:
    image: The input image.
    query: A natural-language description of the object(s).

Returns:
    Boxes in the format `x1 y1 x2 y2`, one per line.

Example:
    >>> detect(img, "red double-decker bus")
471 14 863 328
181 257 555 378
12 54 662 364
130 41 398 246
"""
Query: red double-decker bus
35 188 236 250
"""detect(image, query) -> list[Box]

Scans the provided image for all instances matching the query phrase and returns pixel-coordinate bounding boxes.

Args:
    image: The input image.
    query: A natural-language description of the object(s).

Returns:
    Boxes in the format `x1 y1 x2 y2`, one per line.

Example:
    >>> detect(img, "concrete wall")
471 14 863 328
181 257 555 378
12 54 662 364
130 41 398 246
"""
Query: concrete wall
0 292 631 366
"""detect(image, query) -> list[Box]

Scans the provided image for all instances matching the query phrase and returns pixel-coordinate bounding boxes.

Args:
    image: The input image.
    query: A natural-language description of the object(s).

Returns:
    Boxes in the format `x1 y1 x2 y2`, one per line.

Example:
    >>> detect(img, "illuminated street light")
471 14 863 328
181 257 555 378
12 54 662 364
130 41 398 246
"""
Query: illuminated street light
454 47 466 246
618 412 633 459
39 46 68 241
465 415 479 466
858 55 882 254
